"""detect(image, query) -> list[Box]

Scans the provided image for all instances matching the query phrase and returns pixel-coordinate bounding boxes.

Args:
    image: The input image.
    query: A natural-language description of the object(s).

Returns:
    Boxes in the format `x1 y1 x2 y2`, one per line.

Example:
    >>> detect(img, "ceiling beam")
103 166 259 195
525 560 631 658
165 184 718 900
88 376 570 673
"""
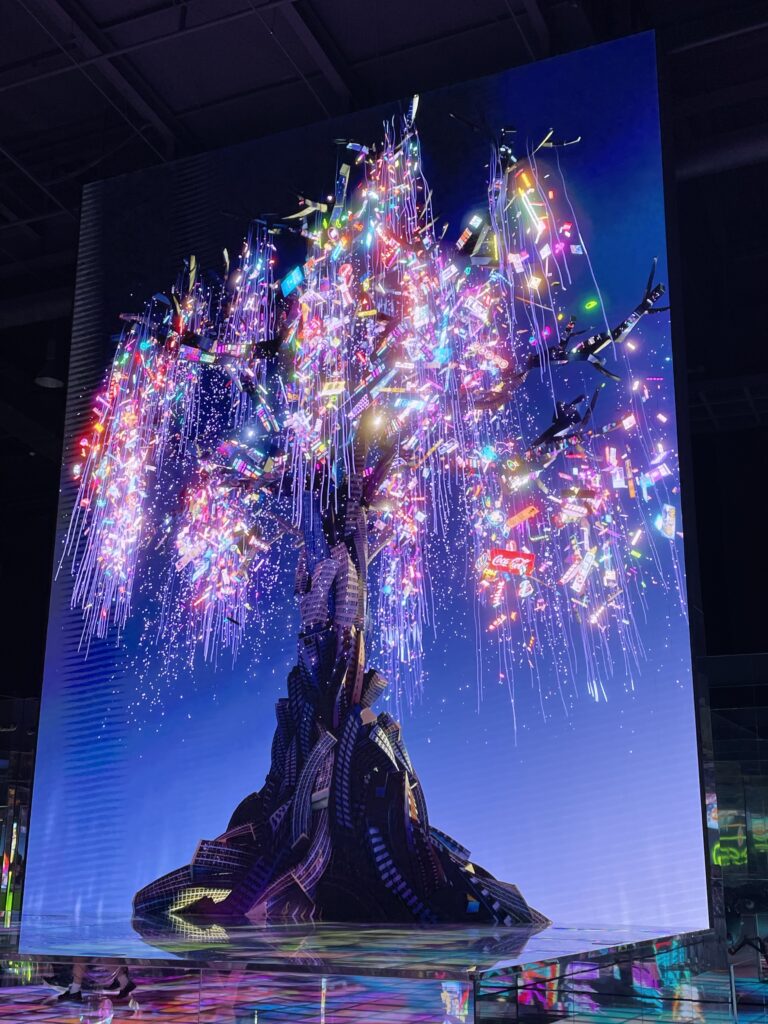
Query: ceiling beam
0 141 76 221
16 0 187 160
278 3 351 112
667 15 768 54
676 122 768 179
249 2 336 118
0 209 71 232
0 0 296 96
0 198 40 244
501 0 548 61
520 0 550 57
688 372 768 434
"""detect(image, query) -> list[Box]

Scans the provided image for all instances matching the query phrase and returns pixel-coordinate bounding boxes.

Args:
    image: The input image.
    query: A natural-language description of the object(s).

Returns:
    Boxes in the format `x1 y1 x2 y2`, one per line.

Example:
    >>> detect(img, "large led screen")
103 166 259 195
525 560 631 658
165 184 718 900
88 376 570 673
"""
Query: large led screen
23 33 708 952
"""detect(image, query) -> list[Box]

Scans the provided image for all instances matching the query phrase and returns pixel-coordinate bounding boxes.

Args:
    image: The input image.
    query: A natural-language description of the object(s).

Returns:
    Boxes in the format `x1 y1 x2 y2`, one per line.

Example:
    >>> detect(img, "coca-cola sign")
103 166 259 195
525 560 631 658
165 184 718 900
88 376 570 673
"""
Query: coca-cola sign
489 548 535 576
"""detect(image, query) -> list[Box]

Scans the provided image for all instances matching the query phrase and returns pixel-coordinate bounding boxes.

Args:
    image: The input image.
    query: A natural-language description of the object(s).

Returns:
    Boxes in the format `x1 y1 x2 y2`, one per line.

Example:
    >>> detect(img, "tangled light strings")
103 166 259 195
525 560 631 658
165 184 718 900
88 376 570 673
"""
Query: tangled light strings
174 475 267 661
63 323 199 645
62 109 682 725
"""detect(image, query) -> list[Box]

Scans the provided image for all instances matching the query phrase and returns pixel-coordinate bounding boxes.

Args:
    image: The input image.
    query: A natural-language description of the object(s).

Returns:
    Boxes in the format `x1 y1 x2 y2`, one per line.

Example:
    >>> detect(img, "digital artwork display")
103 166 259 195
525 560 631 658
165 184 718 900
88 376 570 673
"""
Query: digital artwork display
22 33 708 952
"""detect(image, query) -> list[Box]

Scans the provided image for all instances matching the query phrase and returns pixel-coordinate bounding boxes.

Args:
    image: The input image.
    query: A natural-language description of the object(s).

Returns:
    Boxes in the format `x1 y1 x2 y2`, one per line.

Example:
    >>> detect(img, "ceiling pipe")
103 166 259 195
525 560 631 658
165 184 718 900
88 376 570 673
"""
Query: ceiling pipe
675 124 768 180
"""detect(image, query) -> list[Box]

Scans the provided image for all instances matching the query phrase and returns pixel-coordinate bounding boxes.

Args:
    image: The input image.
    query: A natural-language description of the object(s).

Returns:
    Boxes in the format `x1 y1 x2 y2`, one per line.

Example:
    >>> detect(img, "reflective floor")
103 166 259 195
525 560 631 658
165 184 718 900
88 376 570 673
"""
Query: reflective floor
0 967 472 1023
0 921 742 1023
0 954 757 1019
15 919 700 978
0 956 747 1024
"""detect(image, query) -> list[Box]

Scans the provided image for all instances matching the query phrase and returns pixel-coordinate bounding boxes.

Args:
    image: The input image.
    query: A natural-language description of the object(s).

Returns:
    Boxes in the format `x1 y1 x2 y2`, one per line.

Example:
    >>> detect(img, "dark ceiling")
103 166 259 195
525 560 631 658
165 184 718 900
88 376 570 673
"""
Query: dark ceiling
2 0 767 697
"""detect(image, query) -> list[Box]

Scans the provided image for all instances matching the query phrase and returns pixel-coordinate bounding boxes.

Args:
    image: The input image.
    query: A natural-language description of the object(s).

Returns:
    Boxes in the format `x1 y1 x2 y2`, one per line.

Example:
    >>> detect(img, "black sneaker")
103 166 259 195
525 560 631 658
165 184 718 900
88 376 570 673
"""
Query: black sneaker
113 980 137 1001
104 978 121 991
57 989 83 1002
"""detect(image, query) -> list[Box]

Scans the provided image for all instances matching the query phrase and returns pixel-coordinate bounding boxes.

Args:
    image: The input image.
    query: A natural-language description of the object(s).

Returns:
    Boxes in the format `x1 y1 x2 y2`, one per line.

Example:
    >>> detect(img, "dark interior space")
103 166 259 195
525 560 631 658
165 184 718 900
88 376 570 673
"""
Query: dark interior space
3 0 768 952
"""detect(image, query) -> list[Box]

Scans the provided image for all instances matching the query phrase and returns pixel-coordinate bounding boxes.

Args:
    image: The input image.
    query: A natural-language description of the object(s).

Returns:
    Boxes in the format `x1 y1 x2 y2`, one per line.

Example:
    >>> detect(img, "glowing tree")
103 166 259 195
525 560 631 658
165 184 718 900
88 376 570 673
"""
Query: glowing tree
64 108 669 926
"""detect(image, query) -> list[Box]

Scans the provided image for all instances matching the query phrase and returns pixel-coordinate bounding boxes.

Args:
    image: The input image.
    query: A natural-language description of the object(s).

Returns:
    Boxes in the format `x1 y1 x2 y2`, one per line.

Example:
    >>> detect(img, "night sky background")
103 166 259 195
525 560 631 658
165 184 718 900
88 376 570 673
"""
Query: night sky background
21 33 709 953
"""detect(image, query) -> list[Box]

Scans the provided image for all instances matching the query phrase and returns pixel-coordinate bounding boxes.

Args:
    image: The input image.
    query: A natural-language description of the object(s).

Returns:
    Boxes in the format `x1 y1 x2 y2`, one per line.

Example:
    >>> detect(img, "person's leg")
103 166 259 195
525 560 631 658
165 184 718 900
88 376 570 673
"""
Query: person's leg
56 960 85 1001
113 962 135 999
69 962 85 992
41 962 67 988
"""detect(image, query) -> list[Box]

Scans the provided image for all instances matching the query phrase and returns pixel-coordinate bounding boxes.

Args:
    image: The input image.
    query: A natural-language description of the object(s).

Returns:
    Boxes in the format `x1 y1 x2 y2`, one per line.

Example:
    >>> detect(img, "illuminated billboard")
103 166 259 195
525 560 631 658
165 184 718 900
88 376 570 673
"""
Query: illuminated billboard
23 32 708 951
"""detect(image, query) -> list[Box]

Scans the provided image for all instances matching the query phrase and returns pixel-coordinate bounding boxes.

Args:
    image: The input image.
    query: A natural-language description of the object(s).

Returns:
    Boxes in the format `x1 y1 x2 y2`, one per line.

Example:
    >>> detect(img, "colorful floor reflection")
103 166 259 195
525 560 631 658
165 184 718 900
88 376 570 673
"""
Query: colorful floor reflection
0 967 748 1024
0 962 752 1024
0 968 471 1023
0 922 746 1022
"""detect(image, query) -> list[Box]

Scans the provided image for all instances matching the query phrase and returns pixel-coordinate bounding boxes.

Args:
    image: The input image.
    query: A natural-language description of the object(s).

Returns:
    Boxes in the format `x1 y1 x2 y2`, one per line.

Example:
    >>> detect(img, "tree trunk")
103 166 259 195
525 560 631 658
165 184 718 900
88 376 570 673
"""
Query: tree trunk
134 475 548 927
